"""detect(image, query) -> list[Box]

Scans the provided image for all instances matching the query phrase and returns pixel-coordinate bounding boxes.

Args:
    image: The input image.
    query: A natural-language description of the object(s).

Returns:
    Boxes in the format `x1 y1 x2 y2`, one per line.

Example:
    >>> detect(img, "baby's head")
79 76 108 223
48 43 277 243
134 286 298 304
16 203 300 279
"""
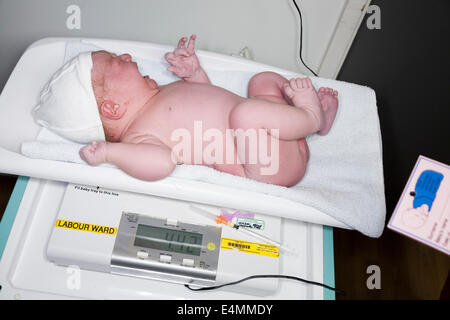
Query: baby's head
33 50 157 143
90 50 157 141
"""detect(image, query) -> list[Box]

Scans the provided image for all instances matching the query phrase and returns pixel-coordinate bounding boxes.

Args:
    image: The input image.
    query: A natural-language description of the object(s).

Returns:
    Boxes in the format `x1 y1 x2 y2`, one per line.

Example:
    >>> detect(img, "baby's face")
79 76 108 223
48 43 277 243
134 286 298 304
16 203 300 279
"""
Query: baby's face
91 50 150 105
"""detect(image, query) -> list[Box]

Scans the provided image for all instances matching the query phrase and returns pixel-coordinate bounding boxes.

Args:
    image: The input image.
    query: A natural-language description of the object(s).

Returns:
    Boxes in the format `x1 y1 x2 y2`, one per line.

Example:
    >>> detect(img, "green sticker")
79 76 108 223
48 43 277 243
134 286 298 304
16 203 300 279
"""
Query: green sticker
236 218 265 230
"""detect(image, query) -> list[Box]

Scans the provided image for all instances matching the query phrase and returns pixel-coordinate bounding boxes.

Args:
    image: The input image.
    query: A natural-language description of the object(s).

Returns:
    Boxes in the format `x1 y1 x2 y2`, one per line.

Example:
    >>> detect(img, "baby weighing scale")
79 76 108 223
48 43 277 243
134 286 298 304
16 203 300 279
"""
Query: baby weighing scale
0 177 334 300
0 38 340 300
47 183 281 295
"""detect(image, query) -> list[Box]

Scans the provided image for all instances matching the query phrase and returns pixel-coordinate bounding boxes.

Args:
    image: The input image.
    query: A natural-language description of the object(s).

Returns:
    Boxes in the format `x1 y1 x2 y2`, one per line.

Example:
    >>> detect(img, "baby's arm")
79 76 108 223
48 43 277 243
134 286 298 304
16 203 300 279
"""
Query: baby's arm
165 35 211 84
80 141 175 181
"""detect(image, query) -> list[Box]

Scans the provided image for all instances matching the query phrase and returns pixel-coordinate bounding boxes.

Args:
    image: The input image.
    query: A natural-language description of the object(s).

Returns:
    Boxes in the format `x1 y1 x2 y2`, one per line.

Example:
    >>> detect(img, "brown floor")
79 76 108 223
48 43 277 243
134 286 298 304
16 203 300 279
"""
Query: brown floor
334 227 450 299
332 0 450 300
0 174 449 299
0 174 17 218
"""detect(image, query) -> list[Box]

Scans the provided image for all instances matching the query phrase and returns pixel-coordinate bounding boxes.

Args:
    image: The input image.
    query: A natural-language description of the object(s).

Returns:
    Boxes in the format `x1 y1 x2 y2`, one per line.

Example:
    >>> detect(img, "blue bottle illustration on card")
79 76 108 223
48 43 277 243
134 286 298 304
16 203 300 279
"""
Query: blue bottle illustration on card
412 170 444 211
401 170 444 229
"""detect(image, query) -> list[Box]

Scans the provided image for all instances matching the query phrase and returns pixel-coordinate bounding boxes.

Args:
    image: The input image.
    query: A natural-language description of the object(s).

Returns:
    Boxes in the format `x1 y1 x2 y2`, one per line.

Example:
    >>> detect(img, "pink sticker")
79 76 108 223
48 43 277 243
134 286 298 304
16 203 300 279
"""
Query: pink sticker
220 209 255 222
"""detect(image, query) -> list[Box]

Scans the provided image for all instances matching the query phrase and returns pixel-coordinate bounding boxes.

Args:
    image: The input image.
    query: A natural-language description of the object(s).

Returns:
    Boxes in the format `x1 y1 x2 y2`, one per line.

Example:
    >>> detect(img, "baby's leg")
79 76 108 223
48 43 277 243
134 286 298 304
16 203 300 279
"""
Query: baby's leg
237 130 309 187
228 72 308 186
247 71 310 161
231 95 320 141
229 72 338 186
248 71 294 104
234 73 321 141
248 72 338 136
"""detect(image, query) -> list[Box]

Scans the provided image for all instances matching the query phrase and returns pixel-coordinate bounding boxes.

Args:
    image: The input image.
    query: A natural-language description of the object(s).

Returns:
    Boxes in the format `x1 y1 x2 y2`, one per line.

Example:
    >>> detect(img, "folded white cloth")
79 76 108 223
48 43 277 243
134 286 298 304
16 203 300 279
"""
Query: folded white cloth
22 40 386 237
32 51 105 143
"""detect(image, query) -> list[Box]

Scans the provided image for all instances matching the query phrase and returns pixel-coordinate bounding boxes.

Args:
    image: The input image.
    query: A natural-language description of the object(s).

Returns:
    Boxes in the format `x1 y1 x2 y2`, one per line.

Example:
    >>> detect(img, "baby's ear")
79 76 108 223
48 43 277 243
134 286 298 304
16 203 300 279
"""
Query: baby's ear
99 100 126 120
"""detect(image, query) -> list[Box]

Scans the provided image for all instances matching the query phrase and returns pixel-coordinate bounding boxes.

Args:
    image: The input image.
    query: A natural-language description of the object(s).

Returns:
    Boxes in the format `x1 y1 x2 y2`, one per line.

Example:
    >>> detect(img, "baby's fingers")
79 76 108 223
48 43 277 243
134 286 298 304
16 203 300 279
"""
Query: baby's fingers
186 34 196 54
167 66 178 73
174 47 190 57
165 52 176 63
177 36 188 49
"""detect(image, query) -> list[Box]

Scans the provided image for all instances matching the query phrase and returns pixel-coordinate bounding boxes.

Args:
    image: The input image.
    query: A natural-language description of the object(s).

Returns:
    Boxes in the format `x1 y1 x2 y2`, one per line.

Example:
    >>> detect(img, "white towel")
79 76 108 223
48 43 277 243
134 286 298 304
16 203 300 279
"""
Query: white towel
21 40 386 237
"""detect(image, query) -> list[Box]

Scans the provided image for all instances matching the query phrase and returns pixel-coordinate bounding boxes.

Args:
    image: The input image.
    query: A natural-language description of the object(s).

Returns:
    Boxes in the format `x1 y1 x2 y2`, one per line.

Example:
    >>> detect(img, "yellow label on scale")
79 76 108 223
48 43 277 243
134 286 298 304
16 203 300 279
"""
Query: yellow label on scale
55 219 117 235
221 237 279 258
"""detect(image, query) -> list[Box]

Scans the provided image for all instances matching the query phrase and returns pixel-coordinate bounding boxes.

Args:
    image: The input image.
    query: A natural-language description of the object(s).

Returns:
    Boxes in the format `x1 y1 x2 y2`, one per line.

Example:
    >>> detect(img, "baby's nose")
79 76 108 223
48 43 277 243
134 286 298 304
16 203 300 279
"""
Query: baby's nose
119 53 132 62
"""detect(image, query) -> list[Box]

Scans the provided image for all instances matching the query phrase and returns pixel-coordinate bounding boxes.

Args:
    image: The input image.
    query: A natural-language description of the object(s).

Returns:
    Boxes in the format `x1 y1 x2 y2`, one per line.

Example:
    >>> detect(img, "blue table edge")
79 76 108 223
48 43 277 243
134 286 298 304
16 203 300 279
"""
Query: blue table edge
0 176 336 300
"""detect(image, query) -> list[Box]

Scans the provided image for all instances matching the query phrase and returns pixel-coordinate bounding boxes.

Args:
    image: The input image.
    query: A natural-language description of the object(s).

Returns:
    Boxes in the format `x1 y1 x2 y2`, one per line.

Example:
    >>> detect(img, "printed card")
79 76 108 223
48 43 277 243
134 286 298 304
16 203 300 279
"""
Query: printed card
388 156 449 255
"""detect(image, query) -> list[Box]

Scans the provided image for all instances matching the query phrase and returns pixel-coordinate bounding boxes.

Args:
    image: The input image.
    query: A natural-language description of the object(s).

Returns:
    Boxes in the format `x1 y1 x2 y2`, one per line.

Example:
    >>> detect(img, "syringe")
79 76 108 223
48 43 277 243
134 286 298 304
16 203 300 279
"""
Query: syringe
189 205 295 255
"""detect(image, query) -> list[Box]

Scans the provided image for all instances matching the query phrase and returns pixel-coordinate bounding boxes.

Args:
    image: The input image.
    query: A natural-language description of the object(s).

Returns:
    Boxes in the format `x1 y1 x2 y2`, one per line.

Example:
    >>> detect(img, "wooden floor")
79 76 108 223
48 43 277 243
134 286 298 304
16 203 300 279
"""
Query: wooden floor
334 227 450 299
0 174 16 219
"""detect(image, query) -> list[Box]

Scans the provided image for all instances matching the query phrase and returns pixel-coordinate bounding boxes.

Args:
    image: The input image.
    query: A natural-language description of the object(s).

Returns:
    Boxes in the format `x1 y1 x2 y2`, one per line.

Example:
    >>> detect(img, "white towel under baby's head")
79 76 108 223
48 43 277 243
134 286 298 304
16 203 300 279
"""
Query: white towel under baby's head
33 51 105 143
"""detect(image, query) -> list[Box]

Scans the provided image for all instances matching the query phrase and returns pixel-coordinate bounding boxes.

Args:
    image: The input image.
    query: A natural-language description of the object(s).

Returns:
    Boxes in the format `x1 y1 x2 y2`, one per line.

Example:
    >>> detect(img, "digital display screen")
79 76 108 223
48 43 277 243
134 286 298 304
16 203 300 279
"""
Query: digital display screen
134 224 203 256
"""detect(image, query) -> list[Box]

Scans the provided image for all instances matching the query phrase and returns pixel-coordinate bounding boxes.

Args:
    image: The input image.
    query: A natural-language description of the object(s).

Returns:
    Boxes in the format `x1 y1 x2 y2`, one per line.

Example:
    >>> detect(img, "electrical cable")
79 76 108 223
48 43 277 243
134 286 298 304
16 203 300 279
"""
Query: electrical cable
291 0 318 76
185 274 346 296
186 7 334 294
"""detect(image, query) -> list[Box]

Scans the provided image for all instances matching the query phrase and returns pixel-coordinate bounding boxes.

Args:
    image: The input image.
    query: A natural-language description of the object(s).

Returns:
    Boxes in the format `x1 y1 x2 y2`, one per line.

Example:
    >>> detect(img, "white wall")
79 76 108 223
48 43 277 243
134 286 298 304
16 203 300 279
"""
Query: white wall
0 0 348 88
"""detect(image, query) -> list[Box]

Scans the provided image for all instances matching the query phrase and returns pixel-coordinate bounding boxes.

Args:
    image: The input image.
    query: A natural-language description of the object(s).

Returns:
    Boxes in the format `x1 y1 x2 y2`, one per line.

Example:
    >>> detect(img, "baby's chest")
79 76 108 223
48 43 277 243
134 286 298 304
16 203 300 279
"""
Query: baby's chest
127 102 233 147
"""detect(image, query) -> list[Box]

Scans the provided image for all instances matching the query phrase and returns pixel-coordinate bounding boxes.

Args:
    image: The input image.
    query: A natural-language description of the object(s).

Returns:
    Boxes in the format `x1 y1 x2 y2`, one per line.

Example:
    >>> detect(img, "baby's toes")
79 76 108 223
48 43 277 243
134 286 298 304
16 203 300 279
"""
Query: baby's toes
290 77 312 91
302 78 312 88
295 78 304 89
319 87 337 97
289 78 303 91
283 82 295 98
289 78 298 90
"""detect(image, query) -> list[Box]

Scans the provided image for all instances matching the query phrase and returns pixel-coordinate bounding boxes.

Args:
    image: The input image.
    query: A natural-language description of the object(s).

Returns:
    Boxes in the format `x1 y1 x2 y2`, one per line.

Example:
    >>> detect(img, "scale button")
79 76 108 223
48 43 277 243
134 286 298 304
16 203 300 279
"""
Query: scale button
182 258 195 267
159 254 172 263
137 251 148 259
166 218 178 226
207 242 216 251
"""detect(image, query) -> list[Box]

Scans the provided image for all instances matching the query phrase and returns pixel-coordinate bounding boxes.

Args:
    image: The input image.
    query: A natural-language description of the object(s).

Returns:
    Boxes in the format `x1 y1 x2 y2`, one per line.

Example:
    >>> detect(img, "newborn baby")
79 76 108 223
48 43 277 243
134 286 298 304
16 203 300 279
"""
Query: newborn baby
35 35 338 187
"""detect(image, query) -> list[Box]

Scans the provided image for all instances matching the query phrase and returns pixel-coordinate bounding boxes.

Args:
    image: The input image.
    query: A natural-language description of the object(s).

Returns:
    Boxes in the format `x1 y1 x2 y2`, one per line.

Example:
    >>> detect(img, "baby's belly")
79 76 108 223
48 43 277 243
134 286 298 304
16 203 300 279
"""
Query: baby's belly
129 82 246 175
157 82 244 164
170 115 243 170
177 134 246 178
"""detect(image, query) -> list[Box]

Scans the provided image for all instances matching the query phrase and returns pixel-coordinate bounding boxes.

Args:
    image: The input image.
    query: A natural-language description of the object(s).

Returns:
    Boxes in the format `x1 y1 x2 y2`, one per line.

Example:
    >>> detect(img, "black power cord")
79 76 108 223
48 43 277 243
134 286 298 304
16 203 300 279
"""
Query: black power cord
186 2 343 298
291 0 318 76
185 274 346 296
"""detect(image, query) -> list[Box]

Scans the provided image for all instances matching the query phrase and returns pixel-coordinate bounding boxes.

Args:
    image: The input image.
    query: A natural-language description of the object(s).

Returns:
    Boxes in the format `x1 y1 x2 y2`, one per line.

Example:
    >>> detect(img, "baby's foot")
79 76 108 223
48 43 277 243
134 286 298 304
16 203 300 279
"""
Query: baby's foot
282 77 324 132
79 141 107 166
317 87 339 135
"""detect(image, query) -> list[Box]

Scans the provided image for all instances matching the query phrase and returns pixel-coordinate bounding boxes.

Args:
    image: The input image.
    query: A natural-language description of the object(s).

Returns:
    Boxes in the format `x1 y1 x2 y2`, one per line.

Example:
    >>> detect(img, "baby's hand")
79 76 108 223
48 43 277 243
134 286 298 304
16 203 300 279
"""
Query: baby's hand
165 35 202 79
79 141 107 166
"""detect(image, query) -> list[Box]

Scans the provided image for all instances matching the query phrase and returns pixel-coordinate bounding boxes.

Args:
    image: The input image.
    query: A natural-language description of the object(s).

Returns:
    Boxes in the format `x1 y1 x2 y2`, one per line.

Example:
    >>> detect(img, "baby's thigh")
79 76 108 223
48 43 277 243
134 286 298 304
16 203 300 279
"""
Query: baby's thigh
248 71 289 98
237 133 308 187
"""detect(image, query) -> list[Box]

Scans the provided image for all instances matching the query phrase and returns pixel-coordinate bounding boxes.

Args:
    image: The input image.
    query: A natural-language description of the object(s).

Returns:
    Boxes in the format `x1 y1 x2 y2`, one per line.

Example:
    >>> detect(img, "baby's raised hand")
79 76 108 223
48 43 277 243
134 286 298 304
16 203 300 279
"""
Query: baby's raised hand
79 141 107 166
165 35 202 79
